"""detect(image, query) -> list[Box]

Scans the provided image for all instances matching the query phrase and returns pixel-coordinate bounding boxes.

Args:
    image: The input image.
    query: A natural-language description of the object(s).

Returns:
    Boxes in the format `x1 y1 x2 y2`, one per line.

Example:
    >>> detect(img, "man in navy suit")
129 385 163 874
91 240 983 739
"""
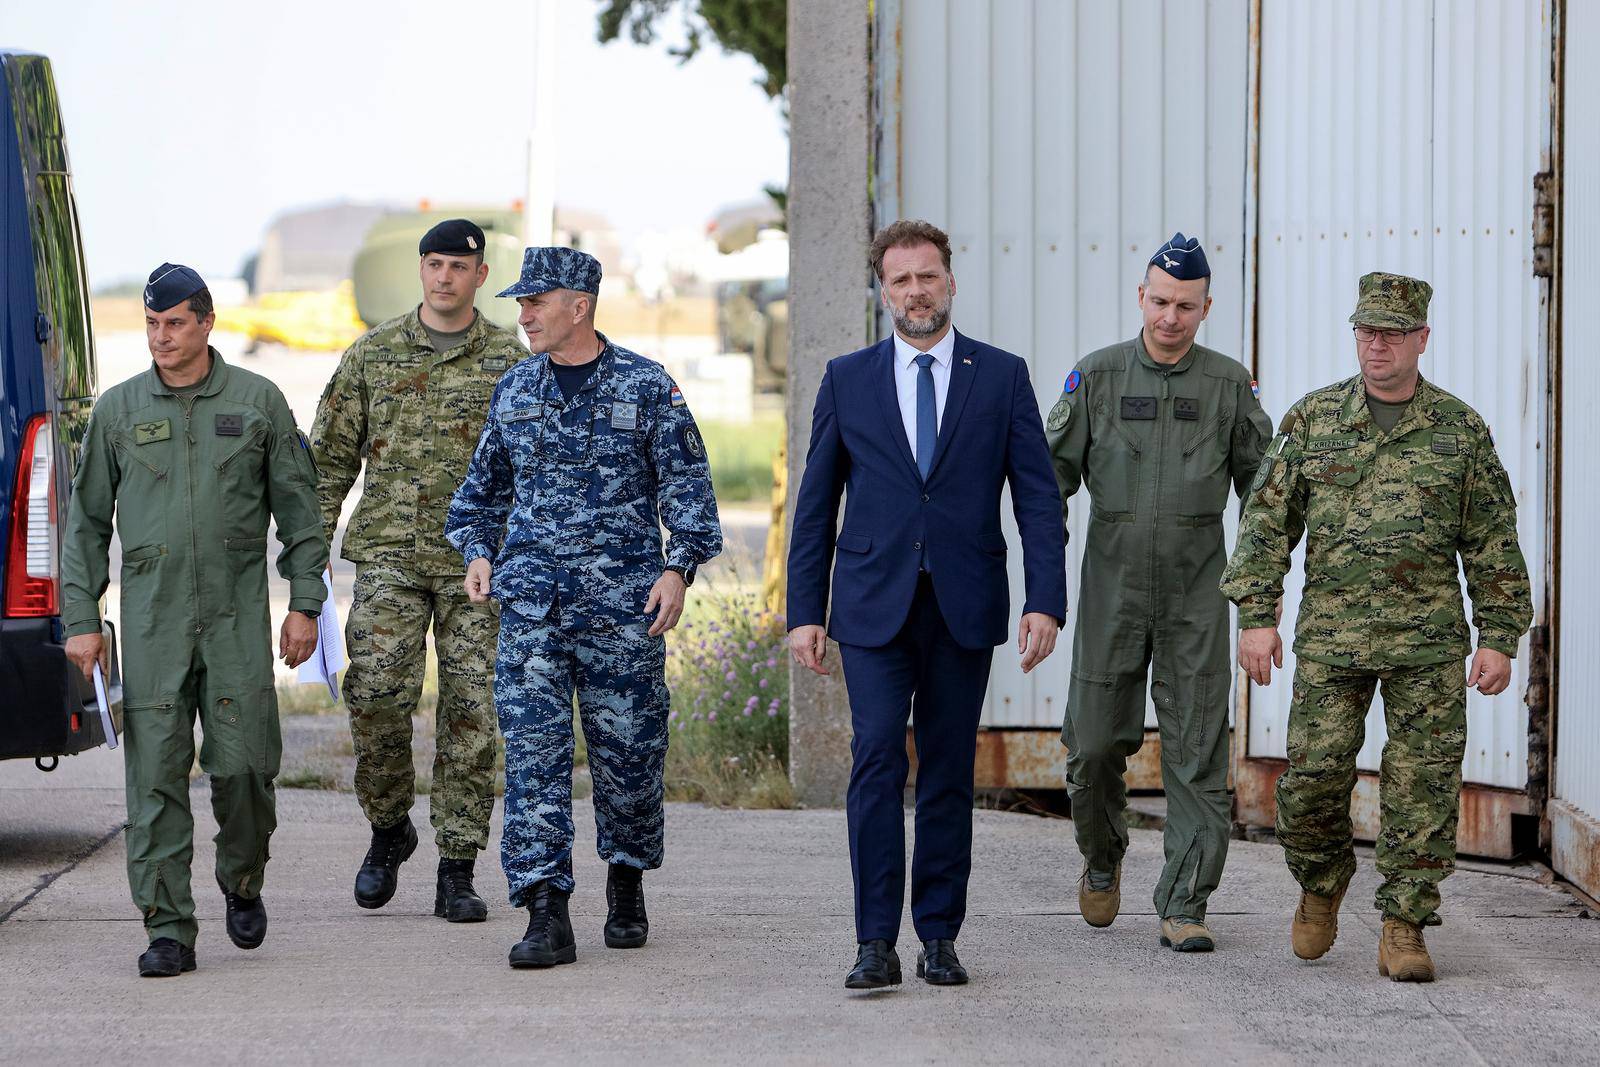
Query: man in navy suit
787 220 1067 989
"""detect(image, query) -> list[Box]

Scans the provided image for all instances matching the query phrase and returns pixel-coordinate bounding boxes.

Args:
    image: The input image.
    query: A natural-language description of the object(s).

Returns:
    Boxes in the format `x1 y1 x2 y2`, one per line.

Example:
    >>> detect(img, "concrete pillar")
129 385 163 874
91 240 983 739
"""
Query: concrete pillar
785 0 873 808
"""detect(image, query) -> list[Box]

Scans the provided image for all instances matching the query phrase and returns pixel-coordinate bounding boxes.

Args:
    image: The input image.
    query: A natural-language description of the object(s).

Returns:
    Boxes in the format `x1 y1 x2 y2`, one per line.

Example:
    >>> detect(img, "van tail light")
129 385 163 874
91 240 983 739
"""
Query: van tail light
4 414 59 617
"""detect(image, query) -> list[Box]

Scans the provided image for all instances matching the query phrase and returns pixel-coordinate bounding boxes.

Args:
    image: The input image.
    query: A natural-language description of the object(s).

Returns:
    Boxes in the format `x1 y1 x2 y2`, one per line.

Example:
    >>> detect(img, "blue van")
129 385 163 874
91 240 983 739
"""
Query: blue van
0 50 122 766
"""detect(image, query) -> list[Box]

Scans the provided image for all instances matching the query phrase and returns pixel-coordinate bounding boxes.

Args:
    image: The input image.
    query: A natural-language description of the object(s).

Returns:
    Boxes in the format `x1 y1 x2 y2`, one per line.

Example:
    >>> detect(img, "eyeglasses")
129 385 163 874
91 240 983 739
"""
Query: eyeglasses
1353 325 1422 344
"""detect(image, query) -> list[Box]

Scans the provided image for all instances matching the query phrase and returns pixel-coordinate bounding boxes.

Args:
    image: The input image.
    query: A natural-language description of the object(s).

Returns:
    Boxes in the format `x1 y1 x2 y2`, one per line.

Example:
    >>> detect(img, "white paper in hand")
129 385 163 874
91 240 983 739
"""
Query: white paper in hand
92 661 118 750
296 571 347 703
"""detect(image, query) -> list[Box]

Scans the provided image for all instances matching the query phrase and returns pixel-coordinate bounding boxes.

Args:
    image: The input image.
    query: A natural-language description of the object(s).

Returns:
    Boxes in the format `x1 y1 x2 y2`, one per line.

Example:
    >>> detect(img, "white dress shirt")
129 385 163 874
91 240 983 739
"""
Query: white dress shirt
892 328 955 465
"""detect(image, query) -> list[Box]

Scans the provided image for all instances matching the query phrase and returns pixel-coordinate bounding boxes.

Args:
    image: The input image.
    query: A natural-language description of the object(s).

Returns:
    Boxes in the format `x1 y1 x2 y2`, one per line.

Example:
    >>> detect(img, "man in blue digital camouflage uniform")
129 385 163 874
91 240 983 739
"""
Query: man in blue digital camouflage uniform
446 246 722 969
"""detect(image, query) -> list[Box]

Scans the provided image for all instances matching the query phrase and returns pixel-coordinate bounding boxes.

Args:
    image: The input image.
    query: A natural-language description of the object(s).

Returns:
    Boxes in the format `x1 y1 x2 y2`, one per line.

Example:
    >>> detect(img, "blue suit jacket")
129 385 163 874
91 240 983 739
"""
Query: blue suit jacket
787 330 1067 649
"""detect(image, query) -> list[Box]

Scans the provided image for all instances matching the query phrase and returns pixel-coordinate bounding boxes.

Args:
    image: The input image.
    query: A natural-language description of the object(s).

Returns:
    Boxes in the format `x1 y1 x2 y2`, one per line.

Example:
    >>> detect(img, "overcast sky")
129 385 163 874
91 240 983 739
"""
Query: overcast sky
5 0 789 287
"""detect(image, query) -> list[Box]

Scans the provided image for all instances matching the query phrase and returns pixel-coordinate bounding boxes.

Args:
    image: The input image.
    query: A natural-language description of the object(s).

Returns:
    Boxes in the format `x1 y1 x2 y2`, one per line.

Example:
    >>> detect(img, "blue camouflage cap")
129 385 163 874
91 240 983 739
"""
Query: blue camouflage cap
496 246 602 299
1148 232 1211 281
143 262 207 311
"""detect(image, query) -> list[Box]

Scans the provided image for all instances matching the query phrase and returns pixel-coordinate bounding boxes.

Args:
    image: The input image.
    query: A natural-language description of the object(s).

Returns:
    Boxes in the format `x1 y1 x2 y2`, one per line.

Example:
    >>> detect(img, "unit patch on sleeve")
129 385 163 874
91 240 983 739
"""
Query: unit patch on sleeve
1064 369 1082 394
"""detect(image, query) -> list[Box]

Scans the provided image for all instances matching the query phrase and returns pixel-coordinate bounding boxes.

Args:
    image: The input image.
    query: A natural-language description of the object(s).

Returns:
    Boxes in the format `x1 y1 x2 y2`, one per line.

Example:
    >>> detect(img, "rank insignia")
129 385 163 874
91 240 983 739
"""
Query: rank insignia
215 413 244 437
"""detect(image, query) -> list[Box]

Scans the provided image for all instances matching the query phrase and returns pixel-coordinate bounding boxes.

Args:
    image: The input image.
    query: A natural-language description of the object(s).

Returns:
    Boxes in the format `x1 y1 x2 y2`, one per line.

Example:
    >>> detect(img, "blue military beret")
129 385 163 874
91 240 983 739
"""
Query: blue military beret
497 246 602 299
419 218 486 257
1148 232 1210 281
143 262 208 312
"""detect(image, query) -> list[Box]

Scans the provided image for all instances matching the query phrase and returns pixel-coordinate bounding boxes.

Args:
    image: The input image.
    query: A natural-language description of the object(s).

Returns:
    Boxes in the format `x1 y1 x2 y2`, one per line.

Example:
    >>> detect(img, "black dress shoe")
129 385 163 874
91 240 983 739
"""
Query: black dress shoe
220 882 267 949
844 939 902 989
434 858 488 923
916 939 969 985
354 819 418 909
509 880 576 969
137 937 197 978
603 863 648 948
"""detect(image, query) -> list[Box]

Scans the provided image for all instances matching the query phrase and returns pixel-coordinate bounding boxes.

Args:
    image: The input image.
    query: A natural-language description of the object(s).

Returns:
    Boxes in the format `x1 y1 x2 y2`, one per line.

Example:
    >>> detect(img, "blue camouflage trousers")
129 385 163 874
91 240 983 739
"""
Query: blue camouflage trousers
495 596 670 905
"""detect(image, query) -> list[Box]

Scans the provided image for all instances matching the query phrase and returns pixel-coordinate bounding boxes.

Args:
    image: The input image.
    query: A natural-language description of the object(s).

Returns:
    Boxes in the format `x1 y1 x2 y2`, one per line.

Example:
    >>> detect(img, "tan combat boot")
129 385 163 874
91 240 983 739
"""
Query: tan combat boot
1291 886 1347 960
1378 919 1436 982
1078 864 1121 928
1160 916 1216 952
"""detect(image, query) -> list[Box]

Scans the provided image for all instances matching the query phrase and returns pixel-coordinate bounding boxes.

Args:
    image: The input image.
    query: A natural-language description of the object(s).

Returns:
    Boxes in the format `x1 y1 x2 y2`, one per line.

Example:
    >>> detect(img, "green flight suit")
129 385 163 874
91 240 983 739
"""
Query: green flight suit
1046 334 1272 921
60 350 328 948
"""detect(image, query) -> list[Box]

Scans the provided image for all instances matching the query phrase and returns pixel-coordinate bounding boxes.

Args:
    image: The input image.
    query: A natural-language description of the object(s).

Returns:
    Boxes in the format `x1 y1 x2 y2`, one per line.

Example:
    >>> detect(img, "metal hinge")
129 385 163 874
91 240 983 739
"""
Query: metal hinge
1533 171 1556 278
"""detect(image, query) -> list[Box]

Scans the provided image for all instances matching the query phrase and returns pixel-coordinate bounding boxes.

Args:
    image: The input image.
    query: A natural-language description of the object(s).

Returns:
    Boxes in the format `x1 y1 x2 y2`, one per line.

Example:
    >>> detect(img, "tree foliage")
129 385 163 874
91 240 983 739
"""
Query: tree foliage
595 0 787 100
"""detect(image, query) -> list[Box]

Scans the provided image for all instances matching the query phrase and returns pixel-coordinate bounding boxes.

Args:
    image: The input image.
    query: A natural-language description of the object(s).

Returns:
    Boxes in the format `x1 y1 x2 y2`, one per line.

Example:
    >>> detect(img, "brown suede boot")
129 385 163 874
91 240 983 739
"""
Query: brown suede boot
1078 864 1121 928
1291 886 1347 960
1378 919 1436 982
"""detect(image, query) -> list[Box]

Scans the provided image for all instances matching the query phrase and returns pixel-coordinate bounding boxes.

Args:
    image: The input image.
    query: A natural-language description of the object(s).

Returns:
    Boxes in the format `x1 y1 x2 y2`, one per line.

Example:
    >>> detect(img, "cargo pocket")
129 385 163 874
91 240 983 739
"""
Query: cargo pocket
223 535 268 575
201 686 281 779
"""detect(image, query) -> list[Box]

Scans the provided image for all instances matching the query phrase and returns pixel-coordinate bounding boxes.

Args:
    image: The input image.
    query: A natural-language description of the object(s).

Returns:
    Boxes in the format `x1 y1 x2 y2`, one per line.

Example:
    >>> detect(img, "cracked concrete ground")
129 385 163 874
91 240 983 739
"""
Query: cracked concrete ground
3 744 1598 1065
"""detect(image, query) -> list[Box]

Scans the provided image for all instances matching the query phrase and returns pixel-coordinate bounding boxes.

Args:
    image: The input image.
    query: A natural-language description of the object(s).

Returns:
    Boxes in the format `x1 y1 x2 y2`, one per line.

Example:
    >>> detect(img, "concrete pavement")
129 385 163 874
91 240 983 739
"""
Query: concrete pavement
3 746 1599 1064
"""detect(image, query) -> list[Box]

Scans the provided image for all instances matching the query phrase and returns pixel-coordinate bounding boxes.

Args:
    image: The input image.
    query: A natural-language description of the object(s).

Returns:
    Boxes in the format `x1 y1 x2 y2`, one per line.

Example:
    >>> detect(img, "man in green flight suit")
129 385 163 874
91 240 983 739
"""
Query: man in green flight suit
311 219 528 921
61 263 328 978
1220 272 1532 982
1046 234 1273 953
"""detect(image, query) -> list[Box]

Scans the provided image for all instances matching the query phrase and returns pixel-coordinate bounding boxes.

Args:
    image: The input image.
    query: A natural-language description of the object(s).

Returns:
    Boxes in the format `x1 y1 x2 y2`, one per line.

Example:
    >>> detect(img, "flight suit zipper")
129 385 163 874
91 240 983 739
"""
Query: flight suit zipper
180 396 203 638
1150 372 1171 623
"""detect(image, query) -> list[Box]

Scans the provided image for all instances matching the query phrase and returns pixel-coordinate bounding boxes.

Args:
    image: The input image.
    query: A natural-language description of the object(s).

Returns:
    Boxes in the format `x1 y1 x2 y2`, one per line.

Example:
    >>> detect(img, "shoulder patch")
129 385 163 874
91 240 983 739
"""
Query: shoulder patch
680 424 705 461
669 384 686 408
1064 369 1082 395
1250 379 1260 398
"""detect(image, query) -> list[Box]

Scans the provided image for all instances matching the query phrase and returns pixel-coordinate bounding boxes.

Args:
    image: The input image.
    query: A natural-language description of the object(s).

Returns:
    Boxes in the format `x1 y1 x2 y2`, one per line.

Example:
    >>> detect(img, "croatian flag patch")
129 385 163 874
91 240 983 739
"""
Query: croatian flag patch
1250 379 1260 398
1065 370 1082 394
670 385 686 407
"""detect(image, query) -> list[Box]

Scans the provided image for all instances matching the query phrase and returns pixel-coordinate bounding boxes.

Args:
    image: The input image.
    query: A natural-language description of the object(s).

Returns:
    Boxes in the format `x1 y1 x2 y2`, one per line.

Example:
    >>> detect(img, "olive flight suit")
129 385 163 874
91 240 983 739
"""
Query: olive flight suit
1046 334 1272 922
60 351 328 948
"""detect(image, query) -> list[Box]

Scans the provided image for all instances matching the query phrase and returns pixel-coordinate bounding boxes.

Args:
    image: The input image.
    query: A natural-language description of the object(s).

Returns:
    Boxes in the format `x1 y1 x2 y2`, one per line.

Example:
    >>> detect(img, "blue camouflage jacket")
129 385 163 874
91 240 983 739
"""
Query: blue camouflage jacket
445 335 723 620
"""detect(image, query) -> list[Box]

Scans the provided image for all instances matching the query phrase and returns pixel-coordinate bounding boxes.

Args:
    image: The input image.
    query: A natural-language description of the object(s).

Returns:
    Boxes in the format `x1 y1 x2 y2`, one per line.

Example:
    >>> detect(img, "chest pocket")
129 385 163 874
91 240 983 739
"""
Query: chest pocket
214 418 272 496
1413 454 1467 543
1302 435 1365 487
367 354 427 428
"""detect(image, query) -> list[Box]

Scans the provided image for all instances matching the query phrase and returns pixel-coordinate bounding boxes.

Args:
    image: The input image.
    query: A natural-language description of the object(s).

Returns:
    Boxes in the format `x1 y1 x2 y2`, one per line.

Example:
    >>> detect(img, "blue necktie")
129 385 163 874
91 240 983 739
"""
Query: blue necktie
915 352 936 480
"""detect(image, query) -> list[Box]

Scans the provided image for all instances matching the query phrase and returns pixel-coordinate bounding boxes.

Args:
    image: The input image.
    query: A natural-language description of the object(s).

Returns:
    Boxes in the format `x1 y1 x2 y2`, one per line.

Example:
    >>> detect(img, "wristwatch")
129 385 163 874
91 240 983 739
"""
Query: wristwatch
295 608 320 620
664 564 695 587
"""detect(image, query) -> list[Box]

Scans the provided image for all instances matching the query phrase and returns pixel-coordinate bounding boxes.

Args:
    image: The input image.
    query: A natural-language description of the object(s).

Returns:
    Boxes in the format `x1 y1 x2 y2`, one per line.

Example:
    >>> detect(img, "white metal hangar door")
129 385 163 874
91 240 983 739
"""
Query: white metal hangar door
1552 0 1600 901
873 0 1252 733
1238 0 1550 857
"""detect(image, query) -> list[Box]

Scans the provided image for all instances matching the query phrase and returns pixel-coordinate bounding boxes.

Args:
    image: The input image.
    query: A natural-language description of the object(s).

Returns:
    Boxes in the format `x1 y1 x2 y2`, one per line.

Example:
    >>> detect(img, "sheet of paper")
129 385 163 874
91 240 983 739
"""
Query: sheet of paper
92 661 118 750
296 571 346 703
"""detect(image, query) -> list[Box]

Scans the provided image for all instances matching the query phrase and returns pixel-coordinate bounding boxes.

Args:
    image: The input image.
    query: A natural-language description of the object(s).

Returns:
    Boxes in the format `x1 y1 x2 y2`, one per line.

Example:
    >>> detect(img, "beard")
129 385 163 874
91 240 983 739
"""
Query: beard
889 289 953 338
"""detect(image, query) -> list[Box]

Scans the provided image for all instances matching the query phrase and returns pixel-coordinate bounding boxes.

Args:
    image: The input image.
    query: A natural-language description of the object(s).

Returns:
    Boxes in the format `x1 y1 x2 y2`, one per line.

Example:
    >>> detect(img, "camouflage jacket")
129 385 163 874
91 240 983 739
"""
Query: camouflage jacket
1220 374 1532 668
310 307 529 574
444 335 723 621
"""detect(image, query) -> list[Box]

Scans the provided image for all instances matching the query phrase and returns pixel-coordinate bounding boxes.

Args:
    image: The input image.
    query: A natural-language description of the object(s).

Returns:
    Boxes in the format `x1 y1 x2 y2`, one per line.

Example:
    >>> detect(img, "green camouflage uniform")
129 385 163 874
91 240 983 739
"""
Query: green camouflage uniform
312 307 528 858
1220 273 1532 926
61 351 328 947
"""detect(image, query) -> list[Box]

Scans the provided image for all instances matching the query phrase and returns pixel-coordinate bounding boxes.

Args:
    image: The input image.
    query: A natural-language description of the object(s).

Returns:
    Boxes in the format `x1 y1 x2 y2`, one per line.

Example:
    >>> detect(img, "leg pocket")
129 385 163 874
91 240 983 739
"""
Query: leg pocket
199 686 281 779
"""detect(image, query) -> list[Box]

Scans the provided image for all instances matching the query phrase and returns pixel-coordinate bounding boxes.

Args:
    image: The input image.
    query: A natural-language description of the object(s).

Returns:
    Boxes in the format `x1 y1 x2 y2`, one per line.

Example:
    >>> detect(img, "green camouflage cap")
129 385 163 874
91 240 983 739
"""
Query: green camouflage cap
1349 271 1433 330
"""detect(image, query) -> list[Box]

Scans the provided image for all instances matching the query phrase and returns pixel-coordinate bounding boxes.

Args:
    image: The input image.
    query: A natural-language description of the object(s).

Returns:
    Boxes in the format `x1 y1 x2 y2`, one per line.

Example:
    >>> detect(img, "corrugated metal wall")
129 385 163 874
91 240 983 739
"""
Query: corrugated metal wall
874 0 1251 727
1247 0 1548 789
1556 0 1600 824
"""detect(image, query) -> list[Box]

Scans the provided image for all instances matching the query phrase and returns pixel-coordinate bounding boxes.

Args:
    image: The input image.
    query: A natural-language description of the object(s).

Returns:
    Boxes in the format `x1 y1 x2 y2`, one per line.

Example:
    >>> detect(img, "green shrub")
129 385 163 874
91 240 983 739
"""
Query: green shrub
665 586 791 808
699 413 782 504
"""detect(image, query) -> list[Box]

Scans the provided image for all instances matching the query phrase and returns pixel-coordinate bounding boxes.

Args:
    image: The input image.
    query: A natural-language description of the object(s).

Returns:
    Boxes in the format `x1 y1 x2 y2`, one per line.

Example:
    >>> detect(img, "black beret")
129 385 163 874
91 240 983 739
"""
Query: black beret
419 218 487 257
1148 232 1211 281
143 263 207 312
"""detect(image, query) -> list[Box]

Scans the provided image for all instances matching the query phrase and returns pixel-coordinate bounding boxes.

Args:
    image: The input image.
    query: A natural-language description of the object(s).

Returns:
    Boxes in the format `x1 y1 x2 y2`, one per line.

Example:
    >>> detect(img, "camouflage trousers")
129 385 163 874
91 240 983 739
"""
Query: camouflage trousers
1277 657 1467 926
343 563 499 858
495 599 669 906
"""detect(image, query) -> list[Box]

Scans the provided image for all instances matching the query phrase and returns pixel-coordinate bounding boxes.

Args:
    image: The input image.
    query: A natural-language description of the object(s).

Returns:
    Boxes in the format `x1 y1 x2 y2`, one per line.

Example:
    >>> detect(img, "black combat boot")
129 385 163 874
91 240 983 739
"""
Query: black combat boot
137 937 197 978
434 857 488 923
220 879 268 949
603 863 649 948
509 880 576 969
354 818 418 909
